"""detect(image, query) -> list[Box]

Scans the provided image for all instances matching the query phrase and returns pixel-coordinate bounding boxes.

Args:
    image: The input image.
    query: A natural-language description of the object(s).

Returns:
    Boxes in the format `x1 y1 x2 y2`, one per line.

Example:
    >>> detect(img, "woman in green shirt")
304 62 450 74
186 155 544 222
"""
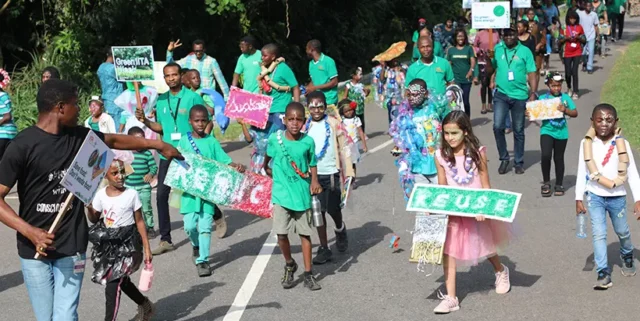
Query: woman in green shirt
446 29 477 117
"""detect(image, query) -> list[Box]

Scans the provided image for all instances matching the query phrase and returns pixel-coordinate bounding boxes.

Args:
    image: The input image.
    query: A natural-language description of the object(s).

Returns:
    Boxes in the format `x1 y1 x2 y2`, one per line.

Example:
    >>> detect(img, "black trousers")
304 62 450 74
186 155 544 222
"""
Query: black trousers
480 73 493 104
157 159 223 243
460 83 472 118
104 276 145 321
610 12 625 40
540 134 568 186
564 56 580 93
317 173 343 228
357 114 365 133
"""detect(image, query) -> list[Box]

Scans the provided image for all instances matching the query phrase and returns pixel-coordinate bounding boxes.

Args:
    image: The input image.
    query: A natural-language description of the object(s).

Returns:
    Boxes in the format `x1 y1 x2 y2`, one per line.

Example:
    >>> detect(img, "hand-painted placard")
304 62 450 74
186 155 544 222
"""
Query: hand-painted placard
224 86 272 129
406 184 521 223
409 214 448 265
526 97 564 121
60 131 114 204
112 46 155 82
471 2 511 30
164 153 273 218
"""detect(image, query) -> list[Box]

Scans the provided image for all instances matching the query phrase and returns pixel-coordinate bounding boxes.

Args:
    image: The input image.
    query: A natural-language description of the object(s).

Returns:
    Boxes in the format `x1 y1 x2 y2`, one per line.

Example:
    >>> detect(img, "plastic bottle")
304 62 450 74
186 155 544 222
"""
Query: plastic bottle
138 263 154 292
311 195 324 227
576 213 587 239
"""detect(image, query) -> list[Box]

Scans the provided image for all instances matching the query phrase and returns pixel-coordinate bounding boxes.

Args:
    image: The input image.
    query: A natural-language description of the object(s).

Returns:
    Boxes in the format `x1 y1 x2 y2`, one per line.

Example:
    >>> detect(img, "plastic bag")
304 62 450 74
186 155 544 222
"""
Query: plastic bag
201 88 229 134
89 222 142 284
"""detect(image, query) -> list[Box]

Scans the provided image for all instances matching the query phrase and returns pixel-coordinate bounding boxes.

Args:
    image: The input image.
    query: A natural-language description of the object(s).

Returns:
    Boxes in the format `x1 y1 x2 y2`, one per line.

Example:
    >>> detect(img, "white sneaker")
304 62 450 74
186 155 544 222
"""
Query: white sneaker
433 292 460 314
495 264 511 294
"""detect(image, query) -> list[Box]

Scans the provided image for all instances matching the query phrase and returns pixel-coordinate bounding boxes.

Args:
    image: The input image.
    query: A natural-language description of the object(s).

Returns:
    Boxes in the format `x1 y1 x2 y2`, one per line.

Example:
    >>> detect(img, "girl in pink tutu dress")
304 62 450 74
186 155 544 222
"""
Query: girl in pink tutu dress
433 110 514 314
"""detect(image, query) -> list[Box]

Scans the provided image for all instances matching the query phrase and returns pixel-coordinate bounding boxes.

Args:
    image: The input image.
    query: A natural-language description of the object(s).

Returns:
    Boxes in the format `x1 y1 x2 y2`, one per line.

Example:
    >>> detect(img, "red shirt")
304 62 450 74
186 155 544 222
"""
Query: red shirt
562 25 585 58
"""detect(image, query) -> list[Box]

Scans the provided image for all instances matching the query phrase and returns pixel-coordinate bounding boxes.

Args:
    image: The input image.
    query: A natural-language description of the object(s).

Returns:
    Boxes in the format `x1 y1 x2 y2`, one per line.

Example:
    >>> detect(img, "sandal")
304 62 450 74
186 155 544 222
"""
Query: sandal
481 104 488 114
541 183 552 197
554 185 565 196
487 104 493 112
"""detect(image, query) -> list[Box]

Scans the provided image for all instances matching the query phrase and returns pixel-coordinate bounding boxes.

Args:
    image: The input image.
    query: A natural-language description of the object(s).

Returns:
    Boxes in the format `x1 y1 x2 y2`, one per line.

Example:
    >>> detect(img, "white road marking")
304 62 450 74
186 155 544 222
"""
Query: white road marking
222 138 392 320
223 232 277 321
361 139 393 158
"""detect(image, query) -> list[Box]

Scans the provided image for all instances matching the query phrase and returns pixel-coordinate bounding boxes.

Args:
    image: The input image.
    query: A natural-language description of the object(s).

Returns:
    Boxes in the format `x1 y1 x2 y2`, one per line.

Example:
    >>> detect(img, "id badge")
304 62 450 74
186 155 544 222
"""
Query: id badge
508 71 515 81
73 253 85 274
171 132 182 141
570 42 577 48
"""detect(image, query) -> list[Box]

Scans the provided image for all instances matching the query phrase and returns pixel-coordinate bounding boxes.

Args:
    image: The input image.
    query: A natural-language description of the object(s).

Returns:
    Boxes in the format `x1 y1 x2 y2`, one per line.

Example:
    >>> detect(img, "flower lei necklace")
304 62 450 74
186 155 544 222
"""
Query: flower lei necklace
276 130 309 178
0 69 10 90
447 151 475 185
304 115 331 159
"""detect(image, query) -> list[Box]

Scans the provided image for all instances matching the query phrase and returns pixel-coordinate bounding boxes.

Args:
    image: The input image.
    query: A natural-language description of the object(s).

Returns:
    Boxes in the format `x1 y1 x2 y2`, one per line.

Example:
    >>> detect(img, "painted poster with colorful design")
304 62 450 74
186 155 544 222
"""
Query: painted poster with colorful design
409 214 448 265
224 86 272 129
164 153 273 218
525 97 563 121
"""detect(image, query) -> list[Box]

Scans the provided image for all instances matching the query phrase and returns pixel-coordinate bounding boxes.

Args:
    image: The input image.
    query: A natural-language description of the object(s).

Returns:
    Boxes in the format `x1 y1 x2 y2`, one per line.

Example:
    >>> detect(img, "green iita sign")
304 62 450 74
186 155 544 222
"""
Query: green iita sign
406 184 521 223
112 45 155 82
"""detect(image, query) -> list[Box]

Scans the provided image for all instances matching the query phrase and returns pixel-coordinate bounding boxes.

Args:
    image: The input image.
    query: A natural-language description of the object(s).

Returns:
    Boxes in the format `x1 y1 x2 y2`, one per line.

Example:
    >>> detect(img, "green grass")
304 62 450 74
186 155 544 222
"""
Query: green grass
114 68 154 81
213 122 244 143
601 37 640 146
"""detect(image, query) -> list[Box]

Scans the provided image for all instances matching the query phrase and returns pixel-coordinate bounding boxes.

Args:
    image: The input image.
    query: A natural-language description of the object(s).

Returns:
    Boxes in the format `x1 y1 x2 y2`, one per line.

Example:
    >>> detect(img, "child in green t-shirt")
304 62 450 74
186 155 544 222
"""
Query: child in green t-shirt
178 105 245 277
125 126 158 238
264 102 322 291
526 72 578 197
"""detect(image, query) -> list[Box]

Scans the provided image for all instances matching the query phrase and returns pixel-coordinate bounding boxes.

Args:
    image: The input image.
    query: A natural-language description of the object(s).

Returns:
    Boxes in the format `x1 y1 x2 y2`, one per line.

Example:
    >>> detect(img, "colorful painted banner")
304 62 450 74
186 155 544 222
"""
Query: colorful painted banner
164 153 273 218
406 184 521 223
409 214 448 265
224 86 272 129
111 46 155 82
526 97 564 121
471 2 511 30
60 131 114 204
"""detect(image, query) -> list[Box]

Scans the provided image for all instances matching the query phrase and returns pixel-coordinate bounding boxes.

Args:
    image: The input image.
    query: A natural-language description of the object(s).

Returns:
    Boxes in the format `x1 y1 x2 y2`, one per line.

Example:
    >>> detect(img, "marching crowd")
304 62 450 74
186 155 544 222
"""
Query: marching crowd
0 0 638 320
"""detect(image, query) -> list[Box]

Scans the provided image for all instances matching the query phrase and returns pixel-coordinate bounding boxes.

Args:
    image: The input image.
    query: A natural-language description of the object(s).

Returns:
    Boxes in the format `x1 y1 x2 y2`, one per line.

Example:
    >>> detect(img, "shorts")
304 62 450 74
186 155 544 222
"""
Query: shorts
317 173 342 214
273 205 313 236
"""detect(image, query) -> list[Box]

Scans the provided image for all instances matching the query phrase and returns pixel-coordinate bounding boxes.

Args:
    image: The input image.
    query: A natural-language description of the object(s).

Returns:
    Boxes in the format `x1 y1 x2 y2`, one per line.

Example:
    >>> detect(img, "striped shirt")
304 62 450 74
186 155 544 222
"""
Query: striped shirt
0 92 17 139
166 52 230 100
125 150 158 187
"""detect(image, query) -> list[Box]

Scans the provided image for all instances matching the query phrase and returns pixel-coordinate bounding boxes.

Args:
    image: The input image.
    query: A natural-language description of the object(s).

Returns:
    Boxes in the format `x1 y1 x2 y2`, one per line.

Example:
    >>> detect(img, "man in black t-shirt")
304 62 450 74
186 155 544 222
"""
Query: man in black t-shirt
0 79 181 321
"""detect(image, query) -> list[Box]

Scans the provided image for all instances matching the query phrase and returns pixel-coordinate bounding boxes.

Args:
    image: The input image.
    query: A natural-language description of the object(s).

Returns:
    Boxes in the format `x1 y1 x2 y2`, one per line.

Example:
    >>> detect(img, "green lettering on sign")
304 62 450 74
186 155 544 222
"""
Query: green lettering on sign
406 184 521 223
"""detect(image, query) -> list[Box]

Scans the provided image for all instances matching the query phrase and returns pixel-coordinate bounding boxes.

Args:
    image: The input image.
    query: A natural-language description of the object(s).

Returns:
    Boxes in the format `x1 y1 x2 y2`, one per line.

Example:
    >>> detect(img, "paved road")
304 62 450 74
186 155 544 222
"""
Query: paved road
2 18 640 321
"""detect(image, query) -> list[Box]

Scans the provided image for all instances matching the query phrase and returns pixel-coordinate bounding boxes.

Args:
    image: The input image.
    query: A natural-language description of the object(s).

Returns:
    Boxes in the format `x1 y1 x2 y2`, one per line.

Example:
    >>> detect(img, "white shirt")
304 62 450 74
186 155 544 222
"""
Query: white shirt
577 10 599 41
92 187 142 228
342 117 362 143
307 119 338 175
575 138 640 201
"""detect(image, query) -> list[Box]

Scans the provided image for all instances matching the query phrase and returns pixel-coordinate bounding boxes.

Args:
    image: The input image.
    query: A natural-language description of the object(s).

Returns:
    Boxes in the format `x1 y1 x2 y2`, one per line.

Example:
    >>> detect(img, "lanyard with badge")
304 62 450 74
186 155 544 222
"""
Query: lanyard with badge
567 26 578 48
170 98 182 141
504 47 517 82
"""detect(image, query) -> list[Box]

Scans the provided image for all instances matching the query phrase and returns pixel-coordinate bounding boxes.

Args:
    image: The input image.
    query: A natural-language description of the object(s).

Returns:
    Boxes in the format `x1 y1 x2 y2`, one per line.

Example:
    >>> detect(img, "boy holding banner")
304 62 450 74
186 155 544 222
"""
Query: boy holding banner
178 105 246 277
0 79 181 321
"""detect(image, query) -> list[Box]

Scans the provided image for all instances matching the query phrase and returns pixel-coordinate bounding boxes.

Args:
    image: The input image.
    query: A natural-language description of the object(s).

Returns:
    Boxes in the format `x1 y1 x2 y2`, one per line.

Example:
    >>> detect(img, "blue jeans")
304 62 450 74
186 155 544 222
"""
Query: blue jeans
586 193 635 275
546 33 552 54
582 38 596 71
492 91 526 166
460 83 472 118
20 254 86 321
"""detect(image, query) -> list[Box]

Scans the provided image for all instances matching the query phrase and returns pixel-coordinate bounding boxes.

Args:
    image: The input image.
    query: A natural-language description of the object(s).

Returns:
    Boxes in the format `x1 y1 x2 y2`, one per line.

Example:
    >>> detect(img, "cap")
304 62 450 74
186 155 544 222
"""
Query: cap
418 18 426 24
89 95 103 105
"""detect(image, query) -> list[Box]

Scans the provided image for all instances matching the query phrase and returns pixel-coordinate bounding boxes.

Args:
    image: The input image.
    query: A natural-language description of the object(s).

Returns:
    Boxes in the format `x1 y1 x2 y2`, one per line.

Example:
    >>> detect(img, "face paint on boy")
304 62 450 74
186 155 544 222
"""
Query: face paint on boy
592 110 617 138
407 84 427 107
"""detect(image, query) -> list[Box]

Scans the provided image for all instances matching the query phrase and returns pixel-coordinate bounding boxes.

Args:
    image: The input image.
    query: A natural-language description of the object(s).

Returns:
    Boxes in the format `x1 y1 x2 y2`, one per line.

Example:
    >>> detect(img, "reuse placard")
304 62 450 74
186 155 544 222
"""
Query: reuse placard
406 184 521 223
60 131 114 204
112 46 155 82
471 2 511 30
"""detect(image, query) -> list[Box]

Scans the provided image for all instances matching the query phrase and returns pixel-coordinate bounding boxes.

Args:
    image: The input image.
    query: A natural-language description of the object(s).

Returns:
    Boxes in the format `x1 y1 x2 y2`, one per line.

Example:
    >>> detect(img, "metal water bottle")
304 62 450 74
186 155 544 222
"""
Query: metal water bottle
576 213 587 239
311 195 324 227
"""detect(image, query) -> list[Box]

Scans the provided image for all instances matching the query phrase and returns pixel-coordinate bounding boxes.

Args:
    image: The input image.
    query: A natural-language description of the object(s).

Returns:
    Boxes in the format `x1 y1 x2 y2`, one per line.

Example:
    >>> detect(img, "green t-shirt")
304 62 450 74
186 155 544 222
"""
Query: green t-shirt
267 63 299 113
234 50 262 93
155 86 205 159
308 54 339 105
492 43 537 100
607 0 627 14
413 38 445 60
446 45 477 84
88 118 100 132
125 150 158 187
178 134 233 214
405 57 454 96
266 131 317 211
539 93 576 140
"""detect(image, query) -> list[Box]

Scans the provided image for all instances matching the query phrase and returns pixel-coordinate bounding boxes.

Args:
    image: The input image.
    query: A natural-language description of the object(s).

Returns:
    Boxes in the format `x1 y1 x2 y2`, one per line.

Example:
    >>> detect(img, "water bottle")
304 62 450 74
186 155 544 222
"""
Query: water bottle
576 213 587 239
300 85 307 96
138 263 154 292
311 196 324 227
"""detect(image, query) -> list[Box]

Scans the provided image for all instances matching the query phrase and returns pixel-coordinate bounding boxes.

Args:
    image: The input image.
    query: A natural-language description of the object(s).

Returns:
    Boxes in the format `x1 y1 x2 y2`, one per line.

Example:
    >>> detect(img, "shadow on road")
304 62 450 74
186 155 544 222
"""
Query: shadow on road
582 242 640 272
426 256 541 302
471 117 491 127
0 270 23 293
181 302 282 321
221 141 249 154
355 173 384 188
210 232 270 271
151 281 225 321
366 131 386 139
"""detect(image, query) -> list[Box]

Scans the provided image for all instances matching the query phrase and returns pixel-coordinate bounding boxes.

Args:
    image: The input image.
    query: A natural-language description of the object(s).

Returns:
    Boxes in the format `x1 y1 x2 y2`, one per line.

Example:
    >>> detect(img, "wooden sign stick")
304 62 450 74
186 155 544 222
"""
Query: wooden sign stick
34 193 75 259
134 81 143 122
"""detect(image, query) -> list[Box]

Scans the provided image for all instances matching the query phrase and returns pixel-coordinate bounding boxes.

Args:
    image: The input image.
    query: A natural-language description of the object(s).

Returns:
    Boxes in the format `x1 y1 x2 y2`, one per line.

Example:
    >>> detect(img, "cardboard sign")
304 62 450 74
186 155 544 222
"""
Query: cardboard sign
406 184 521 223
526 97 564 121
164 153 273 218
112 46 155 82
471 2 511 30
409 214 448 265
224 86 272 129
60 131 114 204
512 0 532 8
